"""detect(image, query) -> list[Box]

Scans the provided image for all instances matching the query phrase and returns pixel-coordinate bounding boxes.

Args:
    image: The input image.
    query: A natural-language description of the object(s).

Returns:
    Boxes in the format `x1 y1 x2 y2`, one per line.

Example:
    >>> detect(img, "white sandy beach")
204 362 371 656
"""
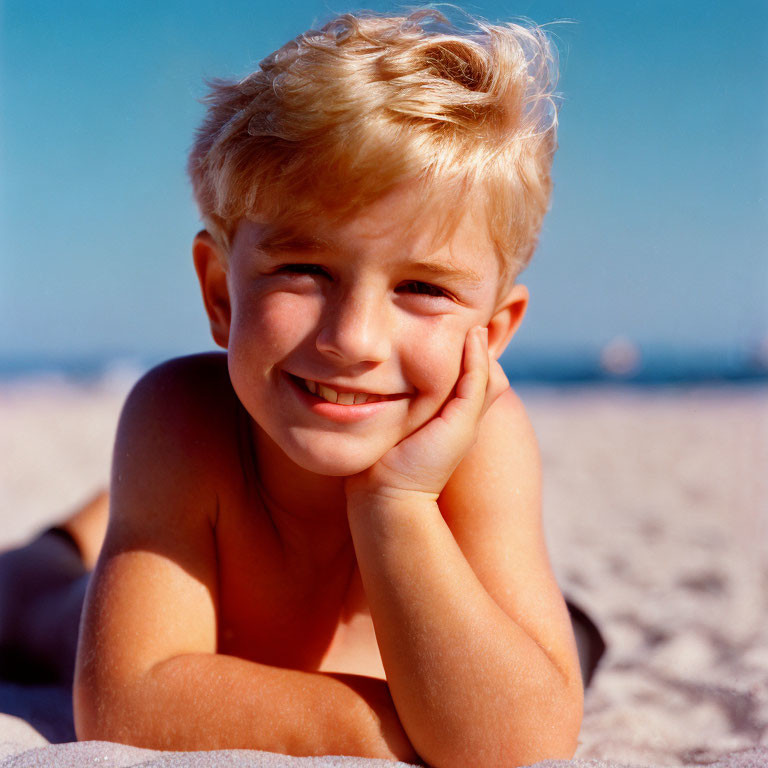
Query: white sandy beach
0 375 767 767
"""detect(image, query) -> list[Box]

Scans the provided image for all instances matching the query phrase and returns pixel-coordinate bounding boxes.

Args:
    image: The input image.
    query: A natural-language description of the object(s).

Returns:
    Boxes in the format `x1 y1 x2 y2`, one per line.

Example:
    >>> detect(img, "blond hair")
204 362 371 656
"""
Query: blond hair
187 8 559 286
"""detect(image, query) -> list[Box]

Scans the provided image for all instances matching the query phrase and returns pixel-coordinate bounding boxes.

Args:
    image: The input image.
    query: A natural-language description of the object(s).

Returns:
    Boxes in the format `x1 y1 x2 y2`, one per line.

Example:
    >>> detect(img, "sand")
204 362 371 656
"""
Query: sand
1 374 766 767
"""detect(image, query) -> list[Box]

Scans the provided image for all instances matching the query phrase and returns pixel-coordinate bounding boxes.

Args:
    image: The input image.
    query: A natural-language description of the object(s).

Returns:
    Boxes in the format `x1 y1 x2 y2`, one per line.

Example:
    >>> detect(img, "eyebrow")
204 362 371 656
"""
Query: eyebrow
406 259 484 286
253 229 328 252
251 228 484 286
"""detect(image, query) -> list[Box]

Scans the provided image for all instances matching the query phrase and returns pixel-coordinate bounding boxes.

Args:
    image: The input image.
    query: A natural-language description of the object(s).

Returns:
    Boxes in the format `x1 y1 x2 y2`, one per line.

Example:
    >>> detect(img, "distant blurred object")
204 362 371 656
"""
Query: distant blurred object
600 337 641 377
749 335 768 372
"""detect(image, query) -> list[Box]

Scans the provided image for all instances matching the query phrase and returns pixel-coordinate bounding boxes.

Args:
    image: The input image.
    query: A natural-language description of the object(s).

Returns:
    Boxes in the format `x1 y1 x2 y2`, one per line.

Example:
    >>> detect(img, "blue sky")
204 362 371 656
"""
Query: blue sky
1 0 766 366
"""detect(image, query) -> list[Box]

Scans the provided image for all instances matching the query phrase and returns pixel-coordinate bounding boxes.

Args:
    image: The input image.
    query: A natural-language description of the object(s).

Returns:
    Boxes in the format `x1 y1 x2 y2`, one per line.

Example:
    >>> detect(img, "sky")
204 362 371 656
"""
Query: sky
1 0 766 370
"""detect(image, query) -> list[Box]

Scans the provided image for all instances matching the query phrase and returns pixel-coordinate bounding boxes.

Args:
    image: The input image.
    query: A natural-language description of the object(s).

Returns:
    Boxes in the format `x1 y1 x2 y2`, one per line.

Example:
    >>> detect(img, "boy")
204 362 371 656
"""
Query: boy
3 8 589 766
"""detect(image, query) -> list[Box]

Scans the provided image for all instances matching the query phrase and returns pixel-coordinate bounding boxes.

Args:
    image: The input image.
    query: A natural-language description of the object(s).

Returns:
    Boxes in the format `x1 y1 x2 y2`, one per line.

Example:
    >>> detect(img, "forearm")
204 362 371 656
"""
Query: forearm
75 652 418 761
347 493 582 768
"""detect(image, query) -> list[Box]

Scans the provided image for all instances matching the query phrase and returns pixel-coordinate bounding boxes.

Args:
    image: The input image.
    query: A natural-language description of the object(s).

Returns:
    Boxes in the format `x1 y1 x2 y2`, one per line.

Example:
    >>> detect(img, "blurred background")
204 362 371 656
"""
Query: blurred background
1 3 767 761
1 0 766 382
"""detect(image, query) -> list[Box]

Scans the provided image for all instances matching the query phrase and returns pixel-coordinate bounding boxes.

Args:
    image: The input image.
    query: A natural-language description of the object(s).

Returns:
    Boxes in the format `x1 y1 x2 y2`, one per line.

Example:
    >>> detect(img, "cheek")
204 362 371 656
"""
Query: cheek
405 320 468 398
230 292 320 356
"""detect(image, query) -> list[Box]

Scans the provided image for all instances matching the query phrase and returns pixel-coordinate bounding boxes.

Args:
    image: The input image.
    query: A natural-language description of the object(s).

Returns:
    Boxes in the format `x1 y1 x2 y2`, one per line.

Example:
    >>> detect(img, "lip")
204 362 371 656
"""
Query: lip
284 372 406 423
290 373 407 398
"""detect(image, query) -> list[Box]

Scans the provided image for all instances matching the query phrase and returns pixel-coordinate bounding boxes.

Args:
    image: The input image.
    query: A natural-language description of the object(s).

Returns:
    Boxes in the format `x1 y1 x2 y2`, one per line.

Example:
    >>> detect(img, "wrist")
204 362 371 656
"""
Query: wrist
345 479 439 512
344 452 451 506
345 488 441 547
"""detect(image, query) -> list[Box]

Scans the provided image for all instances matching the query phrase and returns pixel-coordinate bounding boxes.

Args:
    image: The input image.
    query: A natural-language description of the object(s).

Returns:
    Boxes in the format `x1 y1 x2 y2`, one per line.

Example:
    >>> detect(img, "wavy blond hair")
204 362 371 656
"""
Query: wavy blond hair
188 8 559 287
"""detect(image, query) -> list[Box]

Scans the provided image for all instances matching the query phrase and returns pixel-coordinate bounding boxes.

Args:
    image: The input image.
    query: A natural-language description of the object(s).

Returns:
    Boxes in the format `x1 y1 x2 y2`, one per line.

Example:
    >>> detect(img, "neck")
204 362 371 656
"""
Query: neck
250 422 354 571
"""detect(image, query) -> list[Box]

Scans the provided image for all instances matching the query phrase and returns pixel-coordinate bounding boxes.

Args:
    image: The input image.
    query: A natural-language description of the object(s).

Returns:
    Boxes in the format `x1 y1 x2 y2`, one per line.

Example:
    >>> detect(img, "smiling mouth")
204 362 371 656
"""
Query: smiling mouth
292 375 402 405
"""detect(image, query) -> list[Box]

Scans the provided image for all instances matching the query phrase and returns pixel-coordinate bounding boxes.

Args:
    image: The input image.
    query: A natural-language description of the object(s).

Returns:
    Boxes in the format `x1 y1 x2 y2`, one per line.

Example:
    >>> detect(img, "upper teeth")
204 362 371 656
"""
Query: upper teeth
305 379 383 405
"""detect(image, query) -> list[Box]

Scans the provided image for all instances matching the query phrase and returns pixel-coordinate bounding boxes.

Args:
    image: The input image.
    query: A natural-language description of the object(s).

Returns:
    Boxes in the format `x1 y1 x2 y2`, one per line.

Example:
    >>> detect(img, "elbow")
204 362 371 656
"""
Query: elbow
429 730 580 768
505 655 583 765
519 707 582 765
515 670 583 764
73 682 110 742
73 680 124 744
73 670 104 741
419 677 583 768
507 676 584 767
74 714 118 745
430 720 581 768
74 689 159 748
74 671 153 746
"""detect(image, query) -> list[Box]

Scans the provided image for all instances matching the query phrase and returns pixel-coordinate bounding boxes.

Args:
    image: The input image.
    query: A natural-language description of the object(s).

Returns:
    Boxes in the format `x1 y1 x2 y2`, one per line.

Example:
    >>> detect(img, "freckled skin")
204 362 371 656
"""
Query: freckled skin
74 186 583 764
223 191 502 477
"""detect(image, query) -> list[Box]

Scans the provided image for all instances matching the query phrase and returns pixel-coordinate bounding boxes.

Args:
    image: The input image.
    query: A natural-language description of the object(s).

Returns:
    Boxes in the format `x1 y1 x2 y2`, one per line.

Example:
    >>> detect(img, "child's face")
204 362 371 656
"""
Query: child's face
218 185 522 477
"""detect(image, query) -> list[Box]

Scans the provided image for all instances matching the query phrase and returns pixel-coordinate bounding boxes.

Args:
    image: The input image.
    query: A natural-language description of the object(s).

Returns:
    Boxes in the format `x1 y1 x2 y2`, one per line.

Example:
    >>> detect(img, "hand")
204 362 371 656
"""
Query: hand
346 326 509 501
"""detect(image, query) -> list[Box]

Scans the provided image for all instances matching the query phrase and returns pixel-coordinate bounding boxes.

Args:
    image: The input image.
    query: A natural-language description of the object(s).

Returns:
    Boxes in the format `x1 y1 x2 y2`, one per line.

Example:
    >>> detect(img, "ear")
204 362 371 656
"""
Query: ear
193 230 231 349
486 283 529 360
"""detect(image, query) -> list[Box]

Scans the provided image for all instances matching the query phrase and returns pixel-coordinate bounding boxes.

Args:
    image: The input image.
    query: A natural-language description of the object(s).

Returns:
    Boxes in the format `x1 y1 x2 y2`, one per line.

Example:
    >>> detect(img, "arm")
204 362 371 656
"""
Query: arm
78 555 413 757
74 359 417 761
345 330 583 768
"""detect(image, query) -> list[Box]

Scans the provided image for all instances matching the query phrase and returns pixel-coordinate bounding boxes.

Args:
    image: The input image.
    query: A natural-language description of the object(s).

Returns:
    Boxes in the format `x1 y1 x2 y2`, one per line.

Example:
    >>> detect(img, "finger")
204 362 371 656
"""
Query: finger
454 326 489 406
439 327 490 439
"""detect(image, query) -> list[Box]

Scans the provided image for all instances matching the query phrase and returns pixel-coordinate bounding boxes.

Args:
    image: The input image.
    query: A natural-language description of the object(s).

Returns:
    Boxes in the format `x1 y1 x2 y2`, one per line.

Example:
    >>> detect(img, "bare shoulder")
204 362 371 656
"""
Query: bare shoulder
108 352 238 543
479 385 539 456
118 352 235 457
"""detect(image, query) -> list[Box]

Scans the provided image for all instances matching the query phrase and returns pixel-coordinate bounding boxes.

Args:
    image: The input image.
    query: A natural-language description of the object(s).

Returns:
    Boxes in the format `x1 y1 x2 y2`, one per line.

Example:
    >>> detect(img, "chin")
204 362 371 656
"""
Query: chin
295 452 382 478
284 439 386 478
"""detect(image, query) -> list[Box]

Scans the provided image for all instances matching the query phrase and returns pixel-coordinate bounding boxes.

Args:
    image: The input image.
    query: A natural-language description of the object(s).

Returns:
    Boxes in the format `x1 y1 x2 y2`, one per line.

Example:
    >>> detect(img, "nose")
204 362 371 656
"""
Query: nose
315 285 391 365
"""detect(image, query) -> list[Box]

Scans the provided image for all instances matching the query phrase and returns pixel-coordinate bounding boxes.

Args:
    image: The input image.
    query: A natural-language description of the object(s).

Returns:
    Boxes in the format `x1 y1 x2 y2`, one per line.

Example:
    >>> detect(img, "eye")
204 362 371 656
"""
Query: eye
274 263 329 278
396 281 451 298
